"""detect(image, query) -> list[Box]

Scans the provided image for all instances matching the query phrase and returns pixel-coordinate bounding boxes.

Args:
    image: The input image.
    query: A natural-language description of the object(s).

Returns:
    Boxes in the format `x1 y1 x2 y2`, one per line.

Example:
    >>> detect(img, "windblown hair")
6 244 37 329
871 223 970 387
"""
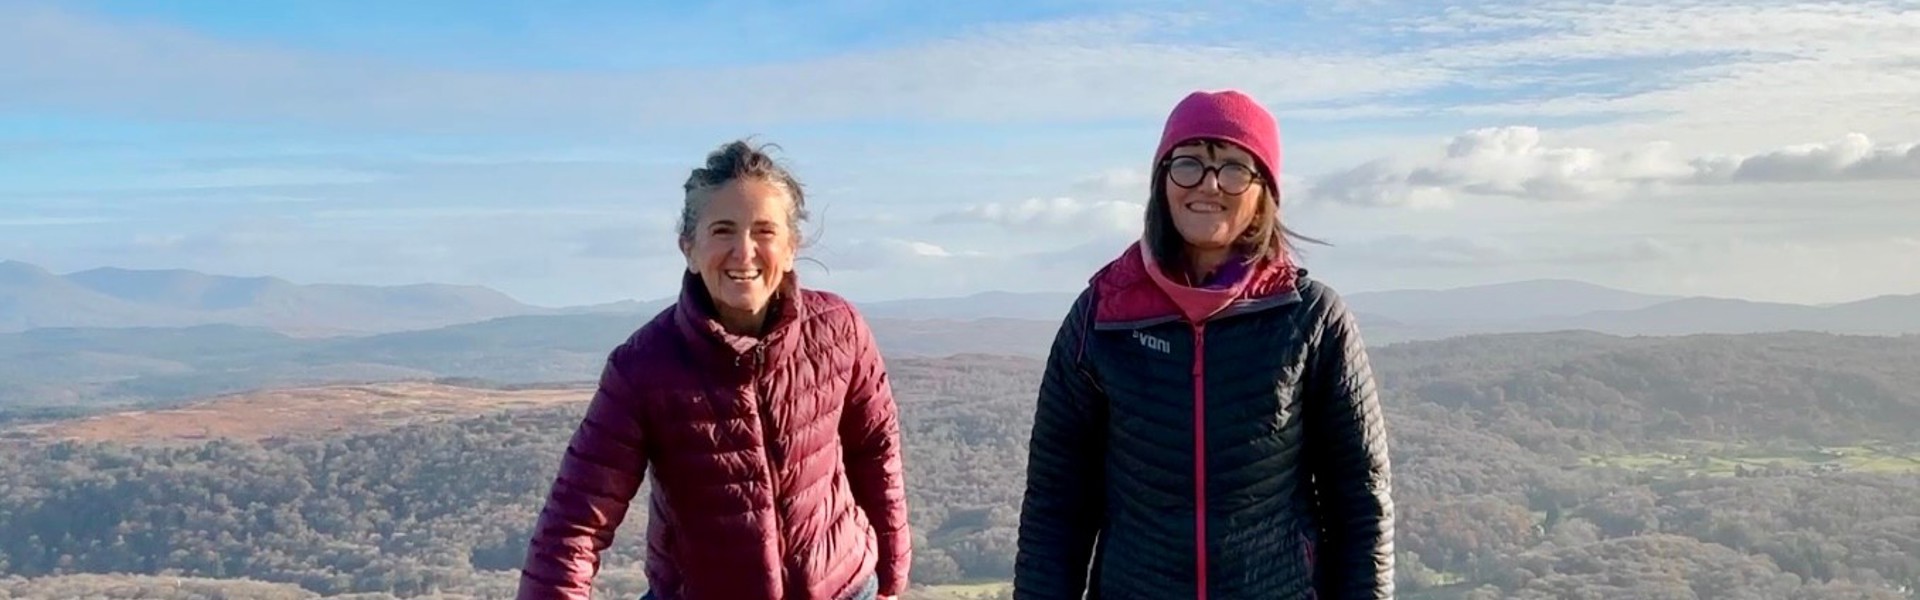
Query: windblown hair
677 139 810 247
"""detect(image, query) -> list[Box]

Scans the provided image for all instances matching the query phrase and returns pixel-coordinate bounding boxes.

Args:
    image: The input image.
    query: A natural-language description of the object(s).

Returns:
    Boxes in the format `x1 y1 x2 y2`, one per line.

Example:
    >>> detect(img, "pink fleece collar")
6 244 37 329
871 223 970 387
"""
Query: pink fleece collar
1140 245 1254 324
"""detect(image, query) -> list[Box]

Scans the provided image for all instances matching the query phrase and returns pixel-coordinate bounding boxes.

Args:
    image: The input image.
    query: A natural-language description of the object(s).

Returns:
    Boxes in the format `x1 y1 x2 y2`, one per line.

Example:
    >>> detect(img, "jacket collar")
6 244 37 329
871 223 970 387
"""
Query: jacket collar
1090 240 1300 328
671 270 807 361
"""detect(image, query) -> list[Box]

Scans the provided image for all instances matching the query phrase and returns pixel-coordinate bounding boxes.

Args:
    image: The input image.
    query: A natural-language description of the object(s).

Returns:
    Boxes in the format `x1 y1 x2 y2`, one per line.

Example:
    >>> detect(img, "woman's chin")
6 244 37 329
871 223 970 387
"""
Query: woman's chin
715 287 772 313
1173 222 1237 247
1176 233 1237 250
717 295 765 314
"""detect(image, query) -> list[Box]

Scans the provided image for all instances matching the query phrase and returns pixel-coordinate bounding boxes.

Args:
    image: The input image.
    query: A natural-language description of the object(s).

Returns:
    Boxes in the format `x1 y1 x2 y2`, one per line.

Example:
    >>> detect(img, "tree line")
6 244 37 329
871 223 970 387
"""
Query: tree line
1 332 1917 598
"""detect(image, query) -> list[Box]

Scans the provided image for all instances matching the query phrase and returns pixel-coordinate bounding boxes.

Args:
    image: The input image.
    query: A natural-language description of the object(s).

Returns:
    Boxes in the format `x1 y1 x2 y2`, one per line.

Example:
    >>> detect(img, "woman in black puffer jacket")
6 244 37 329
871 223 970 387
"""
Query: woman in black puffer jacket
1013 89 1396 600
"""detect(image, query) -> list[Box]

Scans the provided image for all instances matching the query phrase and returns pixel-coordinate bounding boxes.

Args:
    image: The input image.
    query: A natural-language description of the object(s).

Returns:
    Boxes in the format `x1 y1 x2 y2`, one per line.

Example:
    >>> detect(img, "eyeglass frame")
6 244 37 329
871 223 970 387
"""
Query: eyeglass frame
1159 155 1262 195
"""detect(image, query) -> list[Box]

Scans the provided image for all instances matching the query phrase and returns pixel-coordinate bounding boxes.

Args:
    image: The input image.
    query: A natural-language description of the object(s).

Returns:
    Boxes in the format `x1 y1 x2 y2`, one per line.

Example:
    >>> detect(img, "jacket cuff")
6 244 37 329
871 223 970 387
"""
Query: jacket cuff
877 530 909 595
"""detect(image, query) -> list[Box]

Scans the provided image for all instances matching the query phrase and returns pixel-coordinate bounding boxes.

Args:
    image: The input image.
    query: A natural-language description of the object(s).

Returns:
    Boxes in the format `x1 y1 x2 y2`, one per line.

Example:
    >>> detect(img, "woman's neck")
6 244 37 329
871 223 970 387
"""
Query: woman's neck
1184 247 1232 285
717 306 769 337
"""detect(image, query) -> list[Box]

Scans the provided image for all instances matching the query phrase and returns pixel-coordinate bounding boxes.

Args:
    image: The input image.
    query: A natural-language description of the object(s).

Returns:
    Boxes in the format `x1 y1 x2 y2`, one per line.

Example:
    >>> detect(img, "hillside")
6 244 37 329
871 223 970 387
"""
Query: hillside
0 260 541 336
1345 281 1920 341
3 381 589 446
1345 278 1680 323
1532 294 1920 336
9 259 1918 342
0 314 1058 410
0 332 1916 598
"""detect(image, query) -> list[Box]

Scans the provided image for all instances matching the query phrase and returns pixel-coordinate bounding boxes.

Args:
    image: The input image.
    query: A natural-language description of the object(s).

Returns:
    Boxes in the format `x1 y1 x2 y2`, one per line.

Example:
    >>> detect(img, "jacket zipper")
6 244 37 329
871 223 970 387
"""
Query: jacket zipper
750 343 787 597
1190 322 1208 600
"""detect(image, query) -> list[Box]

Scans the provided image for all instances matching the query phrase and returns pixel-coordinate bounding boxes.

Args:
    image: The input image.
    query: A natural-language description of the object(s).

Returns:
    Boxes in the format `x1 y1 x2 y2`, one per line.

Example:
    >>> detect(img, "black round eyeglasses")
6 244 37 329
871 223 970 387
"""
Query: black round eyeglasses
1163 156 1259 195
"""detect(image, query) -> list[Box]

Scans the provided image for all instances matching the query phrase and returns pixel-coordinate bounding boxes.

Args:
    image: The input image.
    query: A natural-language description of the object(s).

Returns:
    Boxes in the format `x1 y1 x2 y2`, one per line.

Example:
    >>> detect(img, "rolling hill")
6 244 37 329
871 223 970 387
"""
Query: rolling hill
1529 293 1920 336
0 312 1059 409
8 259 1919 343
0 260 543 336
1344 278 1681 323
1 332 1916 599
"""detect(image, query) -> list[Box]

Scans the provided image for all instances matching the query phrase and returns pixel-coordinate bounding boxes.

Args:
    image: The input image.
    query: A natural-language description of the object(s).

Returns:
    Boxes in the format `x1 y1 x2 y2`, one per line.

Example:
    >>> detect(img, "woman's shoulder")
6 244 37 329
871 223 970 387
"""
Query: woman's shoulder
797 287 862 325
794 287 880 347
1293 271 1355 319
1297 273 1344 307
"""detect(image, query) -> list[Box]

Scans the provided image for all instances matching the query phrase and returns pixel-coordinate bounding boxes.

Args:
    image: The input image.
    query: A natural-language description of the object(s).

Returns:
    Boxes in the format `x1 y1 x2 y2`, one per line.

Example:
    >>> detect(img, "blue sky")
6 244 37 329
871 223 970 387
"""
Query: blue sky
3 0 1918 306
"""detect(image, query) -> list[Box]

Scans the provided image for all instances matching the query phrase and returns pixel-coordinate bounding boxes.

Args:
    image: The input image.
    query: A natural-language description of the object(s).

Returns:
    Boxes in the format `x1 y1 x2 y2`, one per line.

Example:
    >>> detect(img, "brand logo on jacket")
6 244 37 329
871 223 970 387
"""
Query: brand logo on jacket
1132 330 1172 354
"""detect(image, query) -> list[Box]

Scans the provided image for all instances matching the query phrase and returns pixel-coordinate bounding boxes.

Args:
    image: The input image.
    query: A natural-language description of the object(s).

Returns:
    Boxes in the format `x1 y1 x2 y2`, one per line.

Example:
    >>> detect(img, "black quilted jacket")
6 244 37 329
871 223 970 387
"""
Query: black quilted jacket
1014 242 1395 600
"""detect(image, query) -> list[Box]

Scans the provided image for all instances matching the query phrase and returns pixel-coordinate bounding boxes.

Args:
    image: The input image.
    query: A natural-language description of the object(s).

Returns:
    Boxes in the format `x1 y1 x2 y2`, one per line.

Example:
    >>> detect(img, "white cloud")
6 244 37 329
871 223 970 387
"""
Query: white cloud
4 0 1912 151
1071 168 1151 200
1401 0 1920 148
808 238 978 273
1328 234 1679 268
1689 133 1920 183
934 197 1144 237
1310 127 1920 207
1307 126 1674 206
10 0 1919 307
0 4 1443 133
120 217 307 257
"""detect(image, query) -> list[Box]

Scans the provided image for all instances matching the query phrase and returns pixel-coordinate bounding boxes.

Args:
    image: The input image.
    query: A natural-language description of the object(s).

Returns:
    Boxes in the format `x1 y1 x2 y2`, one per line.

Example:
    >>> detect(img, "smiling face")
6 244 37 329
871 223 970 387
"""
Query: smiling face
678 178 798 334
1164 140 1265 256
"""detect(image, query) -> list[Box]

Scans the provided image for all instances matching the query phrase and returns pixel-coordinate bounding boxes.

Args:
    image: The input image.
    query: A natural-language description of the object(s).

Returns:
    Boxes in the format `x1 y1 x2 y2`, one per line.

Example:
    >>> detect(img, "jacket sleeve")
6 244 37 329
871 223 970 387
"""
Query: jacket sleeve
839 311 912 596
517 345 650 600
1301 289 1396 599
1013 292 1106 600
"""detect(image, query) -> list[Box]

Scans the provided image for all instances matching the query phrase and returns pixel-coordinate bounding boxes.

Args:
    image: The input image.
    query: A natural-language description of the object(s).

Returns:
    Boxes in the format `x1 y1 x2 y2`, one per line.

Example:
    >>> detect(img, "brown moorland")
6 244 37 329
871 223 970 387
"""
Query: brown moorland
5 380 593 445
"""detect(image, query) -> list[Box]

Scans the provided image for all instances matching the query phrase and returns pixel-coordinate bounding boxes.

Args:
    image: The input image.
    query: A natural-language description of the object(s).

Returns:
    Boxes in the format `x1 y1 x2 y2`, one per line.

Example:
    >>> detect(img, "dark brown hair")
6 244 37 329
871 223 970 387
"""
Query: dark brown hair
1142 140 1323 274
677 139 809 247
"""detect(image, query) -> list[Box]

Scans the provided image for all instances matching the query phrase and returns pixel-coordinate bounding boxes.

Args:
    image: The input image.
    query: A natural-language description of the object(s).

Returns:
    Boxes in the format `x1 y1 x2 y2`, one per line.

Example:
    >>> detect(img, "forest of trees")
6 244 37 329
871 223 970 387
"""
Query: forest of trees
1 331 1917 599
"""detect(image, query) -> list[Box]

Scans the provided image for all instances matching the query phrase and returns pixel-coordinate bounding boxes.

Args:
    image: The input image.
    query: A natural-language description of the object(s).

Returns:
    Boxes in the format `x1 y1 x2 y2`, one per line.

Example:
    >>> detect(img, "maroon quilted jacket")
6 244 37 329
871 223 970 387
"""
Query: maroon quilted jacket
517 272 912 600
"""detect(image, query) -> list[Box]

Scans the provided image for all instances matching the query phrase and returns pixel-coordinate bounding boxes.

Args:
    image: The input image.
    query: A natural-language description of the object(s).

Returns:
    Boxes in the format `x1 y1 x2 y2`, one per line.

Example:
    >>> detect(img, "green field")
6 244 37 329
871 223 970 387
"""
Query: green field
1583 440 1920 478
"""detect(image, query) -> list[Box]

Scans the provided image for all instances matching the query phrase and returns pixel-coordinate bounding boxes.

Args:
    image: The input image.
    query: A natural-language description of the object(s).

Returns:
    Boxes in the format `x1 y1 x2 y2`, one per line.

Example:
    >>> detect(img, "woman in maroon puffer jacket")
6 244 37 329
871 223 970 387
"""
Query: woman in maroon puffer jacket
516 140 911 600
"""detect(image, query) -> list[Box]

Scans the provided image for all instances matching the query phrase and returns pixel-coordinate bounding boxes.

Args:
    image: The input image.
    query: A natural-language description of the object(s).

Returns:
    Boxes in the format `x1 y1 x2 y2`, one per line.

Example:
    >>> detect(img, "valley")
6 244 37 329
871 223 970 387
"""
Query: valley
0 331 1916 598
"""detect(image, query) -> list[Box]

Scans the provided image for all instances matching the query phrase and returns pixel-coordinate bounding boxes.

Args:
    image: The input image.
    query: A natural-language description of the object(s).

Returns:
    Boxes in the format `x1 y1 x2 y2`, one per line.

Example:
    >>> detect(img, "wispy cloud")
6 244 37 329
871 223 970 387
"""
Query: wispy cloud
1071 168 1151 201
7 0 1918 306
1399 0 1920 144
0 4 1442 134
934 197 1144 236
6 0 1913 144
1309 127 1920 207
1332 234 1679 268
1690 133 1920 184
810 238 979 272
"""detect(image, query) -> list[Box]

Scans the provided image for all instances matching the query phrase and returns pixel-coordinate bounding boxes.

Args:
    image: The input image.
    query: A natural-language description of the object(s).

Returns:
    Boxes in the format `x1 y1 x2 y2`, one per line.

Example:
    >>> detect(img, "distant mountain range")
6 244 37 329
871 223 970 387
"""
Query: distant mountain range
0 313 1058 409
4 259 1918 342
0 260 541 336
